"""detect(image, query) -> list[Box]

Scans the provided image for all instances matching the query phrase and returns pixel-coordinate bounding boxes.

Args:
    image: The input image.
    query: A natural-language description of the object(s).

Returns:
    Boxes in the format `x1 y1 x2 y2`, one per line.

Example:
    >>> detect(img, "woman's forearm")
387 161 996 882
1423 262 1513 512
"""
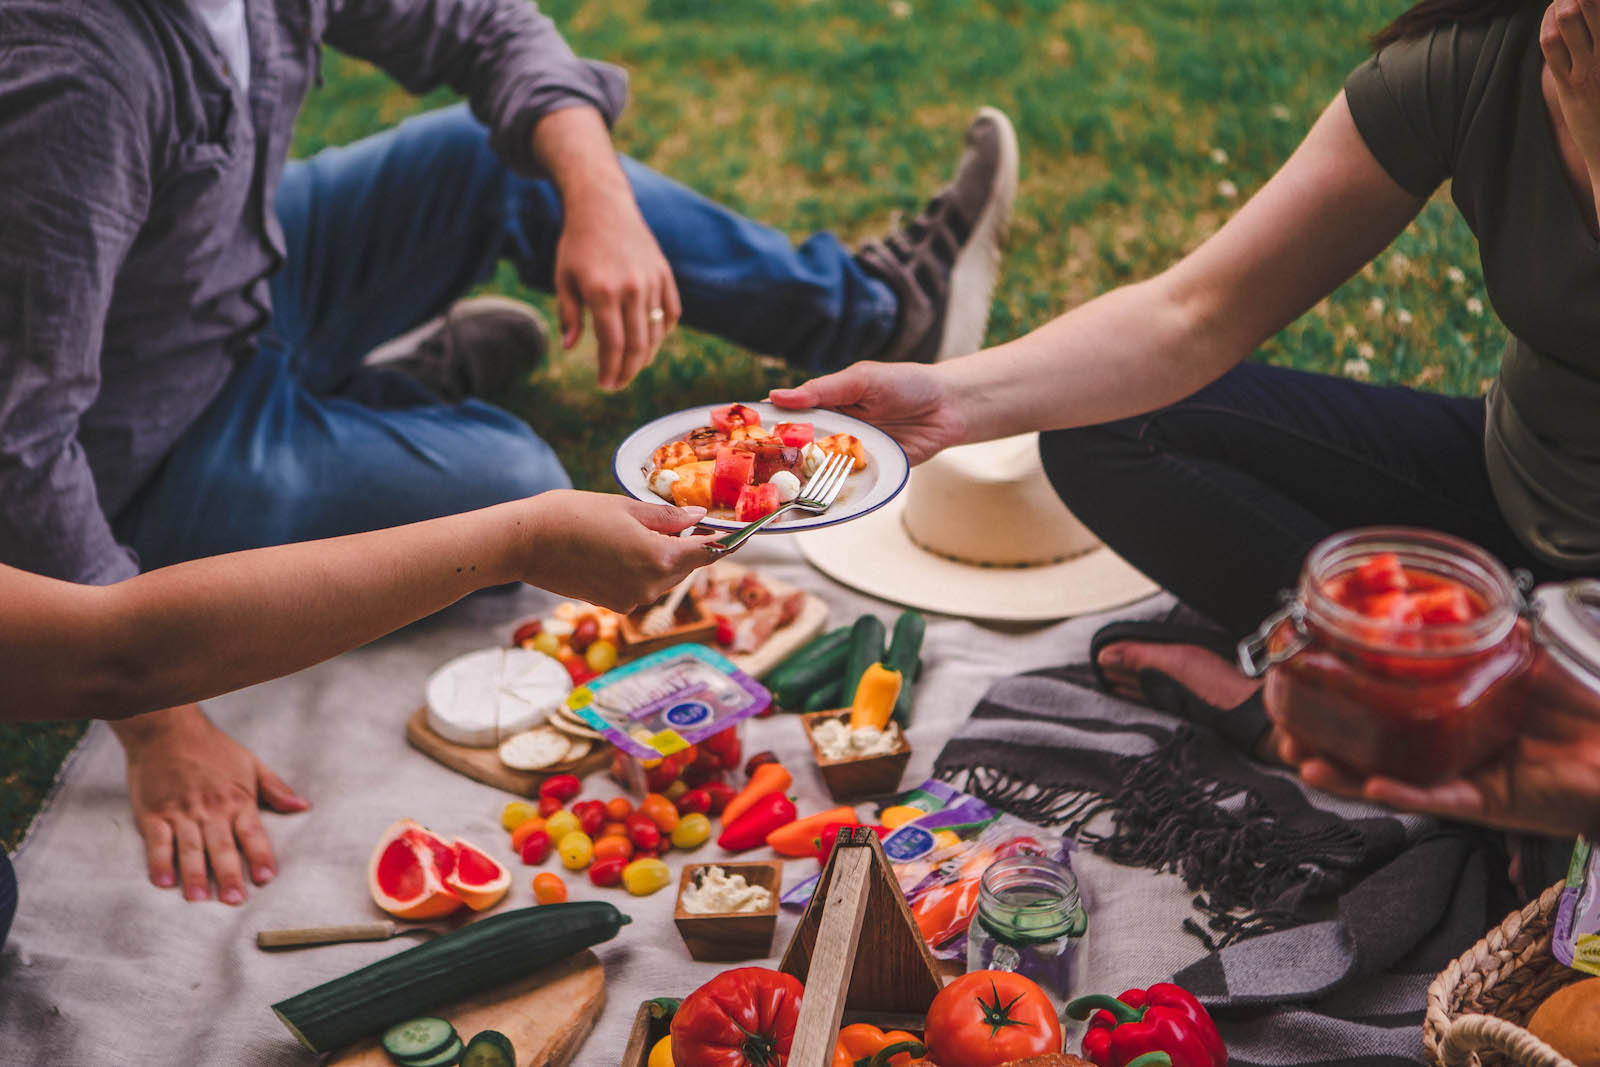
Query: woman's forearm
15 498 542 721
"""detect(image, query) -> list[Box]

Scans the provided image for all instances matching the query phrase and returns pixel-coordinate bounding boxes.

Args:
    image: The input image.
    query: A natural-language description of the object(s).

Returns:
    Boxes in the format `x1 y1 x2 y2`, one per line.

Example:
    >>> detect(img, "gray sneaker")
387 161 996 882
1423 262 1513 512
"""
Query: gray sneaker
363 295 549 404
857 106 1019 363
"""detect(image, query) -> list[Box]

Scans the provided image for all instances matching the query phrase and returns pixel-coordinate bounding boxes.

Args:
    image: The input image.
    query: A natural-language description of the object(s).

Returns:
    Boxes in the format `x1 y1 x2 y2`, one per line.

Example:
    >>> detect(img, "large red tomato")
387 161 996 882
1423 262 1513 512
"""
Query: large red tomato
923 971 1063 1067
671 967 804 1067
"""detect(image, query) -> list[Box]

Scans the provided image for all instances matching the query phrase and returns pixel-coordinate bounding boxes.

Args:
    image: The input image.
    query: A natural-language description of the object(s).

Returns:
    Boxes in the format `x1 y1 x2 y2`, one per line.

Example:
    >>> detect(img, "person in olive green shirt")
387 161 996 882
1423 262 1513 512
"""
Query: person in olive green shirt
771 0 1600 844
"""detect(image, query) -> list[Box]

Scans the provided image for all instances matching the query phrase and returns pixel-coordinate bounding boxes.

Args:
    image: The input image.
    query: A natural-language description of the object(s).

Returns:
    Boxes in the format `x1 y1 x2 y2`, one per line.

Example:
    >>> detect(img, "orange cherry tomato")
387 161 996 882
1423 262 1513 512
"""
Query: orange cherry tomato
605 796 635 822
531 872 568 905
639 793 680 834
593 835 636 862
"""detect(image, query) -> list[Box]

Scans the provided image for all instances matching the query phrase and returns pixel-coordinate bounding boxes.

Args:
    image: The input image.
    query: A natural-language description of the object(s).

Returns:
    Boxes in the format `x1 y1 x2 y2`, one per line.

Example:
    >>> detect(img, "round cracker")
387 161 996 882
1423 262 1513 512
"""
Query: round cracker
498 726 572 771
548 714 605 742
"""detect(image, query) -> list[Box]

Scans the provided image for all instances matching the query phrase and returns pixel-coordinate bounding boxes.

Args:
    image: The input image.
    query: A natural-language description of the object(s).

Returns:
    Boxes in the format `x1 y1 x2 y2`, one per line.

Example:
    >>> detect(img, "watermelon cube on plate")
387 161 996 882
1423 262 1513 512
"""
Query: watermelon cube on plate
773 422 814 448
734 483 781 522
712 446 756 509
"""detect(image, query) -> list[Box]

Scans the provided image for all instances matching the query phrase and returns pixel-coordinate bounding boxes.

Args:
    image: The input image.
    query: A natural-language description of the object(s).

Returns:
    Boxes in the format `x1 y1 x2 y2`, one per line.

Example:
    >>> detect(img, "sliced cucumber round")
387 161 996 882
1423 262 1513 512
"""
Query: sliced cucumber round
400 1035 464 1067
460 1029 516 1067
382 1017 456 1063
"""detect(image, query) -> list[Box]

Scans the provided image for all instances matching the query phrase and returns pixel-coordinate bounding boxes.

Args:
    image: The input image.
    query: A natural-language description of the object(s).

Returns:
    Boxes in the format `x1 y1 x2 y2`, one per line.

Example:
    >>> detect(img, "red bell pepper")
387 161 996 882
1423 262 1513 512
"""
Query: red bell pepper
717 793 797 852
815 822 890 864
1066 984 1227 1067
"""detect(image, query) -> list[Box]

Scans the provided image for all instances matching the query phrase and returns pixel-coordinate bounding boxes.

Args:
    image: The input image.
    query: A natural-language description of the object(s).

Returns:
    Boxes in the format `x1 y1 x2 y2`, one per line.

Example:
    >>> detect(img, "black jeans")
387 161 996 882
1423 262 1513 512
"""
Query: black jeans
1039 362 1582 638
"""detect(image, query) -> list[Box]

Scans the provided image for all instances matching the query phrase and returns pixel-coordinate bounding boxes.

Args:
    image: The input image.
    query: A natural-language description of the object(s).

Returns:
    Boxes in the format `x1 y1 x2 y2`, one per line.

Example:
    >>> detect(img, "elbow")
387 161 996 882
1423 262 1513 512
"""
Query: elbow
71 652 169 722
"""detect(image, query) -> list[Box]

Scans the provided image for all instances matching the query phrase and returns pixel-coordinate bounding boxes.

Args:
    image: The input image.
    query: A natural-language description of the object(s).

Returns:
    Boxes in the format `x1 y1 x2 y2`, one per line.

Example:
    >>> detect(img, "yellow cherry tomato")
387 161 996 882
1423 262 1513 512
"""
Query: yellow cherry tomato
670 813 711 850
558 831 594 870
621 857 671 895
502 801 537 832
879 805 928 830
530 631 562 657
544 810 581 844
531 871 568 905
585 638 619 673
647 1034 675 1067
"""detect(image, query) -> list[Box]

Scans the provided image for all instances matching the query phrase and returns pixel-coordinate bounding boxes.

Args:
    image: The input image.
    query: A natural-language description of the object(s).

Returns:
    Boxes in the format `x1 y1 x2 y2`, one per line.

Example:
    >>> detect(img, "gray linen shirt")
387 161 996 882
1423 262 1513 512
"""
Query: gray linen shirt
0 0 626 583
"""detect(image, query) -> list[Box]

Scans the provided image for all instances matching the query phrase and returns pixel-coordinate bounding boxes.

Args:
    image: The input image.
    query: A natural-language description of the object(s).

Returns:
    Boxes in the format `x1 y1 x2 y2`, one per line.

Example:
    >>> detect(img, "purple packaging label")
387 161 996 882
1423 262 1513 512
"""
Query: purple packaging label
1552 836 1599 975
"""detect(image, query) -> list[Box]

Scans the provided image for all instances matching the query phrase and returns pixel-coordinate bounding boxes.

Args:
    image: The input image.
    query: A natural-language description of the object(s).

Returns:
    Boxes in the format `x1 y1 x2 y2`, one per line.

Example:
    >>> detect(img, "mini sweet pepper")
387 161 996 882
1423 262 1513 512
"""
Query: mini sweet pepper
1067 984 1227 1067
831 1023 924 1067
716 792 797 852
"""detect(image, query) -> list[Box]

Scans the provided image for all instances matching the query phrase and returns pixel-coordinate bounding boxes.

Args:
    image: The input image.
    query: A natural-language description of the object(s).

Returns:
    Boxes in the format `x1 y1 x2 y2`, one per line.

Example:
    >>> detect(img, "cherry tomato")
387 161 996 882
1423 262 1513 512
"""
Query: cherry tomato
539 774 581 803
511 620 543 647
544 810 581 844
639 793 680 833
702 781 735 816
501 801 537 832
671 813 711 850
589 855 628 887
593 835 636 862
538 795 565 817
518 829 552 866
601 820 629 840
571 799 607 837
563 656 598 686
625 812 661 851
621 857 672 895
703 728 741 769
663 779 689 803
531 872 567 905
509 815 547 853
558 831 594 870
530 631 561 657
676 789 711 815
714 615 736 647
570 615 600 654
744 751 779 778
585 638 618 674
604 796 634 822
645 760 681 793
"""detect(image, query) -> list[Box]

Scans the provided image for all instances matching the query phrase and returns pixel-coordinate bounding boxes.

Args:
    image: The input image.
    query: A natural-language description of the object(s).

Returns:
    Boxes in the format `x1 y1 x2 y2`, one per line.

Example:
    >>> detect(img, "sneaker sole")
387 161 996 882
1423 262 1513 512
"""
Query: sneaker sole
363 295 550 367
936 106 1019 362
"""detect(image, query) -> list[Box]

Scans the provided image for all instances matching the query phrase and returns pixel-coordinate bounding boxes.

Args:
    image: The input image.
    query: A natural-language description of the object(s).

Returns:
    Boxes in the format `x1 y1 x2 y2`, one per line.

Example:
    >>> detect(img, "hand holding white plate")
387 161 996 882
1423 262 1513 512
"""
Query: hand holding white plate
613 401 908 533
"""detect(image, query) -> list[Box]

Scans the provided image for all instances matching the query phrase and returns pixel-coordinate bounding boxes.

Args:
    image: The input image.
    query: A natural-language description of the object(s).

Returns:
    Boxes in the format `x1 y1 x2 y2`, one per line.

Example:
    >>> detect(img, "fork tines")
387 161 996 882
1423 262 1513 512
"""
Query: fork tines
800 451 852 509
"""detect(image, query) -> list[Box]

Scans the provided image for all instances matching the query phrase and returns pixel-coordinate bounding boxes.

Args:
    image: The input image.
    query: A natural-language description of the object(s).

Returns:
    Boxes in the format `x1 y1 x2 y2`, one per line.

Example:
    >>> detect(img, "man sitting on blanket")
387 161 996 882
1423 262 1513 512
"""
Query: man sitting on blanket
0 0 1013 905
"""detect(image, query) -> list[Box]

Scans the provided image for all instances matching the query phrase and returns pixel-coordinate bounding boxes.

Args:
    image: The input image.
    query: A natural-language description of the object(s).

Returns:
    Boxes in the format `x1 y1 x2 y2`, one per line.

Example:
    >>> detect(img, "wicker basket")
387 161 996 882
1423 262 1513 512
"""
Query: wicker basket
1424 881 1587 1067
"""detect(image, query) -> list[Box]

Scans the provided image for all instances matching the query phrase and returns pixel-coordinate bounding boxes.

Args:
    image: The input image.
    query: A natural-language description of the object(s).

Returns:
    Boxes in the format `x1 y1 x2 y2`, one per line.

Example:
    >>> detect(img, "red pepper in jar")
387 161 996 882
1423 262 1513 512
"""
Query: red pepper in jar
716 793 796 852
1067 984 1227 1067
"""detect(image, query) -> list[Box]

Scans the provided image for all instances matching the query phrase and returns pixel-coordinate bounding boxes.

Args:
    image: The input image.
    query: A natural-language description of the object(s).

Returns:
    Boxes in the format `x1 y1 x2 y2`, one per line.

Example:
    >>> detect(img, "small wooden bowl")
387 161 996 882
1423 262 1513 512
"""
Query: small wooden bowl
673 861 783 962
617 590 717 657
800 711 913 802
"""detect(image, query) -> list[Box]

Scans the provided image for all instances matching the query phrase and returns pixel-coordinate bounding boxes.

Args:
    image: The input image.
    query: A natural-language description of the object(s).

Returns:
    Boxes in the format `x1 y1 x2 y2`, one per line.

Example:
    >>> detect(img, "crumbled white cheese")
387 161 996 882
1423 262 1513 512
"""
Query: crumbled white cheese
680 865 772 914
769 470 801 503
647 467 680 502
811 718 903 760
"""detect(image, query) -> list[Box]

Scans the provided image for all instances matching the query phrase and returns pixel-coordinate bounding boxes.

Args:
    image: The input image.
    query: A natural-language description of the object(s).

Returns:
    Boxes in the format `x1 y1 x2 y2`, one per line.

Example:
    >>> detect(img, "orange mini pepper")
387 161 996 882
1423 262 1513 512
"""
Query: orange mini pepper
719 760 792 827
832 1023 924 1067
765 805 857 857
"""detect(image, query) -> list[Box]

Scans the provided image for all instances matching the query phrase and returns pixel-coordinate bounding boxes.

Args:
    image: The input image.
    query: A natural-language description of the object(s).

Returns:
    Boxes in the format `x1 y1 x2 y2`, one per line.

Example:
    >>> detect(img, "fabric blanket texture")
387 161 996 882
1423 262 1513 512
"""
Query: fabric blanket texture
0 540 1511 1064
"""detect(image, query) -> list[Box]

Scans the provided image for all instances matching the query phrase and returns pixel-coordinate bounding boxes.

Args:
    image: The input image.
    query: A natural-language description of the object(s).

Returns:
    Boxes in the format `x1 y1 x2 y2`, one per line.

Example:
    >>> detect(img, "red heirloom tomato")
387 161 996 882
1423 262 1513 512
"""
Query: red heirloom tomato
671 967 804 1067
923 971 1063 1067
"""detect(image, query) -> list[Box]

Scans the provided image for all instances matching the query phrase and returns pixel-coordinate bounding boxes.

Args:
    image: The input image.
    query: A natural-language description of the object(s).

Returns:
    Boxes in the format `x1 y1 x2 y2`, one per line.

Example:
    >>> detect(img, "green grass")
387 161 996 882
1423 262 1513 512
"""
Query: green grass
2 0 1499 848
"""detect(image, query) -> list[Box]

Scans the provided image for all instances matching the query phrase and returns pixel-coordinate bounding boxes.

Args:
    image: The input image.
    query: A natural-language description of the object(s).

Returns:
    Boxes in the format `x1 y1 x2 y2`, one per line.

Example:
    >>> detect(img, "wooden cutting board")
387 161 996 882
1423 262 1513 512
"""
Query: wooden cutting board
406 710 611 796
328 948 605 1067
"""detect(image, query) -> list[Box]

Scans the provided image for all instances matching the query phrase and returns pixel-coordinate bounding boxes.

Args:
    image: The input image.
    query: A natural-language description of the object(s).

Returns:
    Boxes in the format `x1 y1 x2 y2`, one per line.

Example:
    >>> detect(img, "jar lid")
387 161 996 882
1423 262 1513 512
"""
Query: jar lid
1533 580 1600 676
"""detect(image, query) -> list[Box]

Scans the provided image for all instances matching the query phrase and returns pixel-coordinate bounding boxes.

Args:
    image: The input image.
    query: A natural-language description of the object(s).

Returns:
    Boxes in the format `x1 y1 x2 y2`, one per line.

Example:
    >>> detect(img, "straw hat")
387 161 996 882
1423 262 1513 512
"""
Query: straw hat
796 433 1158 622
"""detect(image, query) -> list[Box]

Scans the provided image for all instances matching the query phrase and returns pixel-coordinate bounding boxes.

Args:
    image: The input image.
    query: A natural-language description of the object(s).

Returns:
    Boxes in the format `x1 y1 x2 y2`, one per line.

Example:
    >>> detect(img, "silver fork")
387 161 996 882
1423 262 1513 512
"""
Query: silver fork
705 451 853 555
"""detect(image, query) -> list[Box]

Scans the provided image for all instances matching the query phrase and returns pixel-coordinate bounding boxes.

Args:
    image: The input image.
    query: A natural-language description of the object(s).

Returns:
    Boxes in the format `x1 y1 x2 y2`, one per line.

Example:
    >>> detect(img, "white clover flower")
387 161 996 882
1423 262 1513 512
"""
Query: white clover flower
889 0 911 16
1368 297 1385 316
1271 104 1292 121
1397 309 1413 326
1217 179 1238 199
1389 252 1411 273
1343 358 1372 380
1209 147 1228 165
1447 267 1466 285
1466 297 1484 316
1357 342 1376 360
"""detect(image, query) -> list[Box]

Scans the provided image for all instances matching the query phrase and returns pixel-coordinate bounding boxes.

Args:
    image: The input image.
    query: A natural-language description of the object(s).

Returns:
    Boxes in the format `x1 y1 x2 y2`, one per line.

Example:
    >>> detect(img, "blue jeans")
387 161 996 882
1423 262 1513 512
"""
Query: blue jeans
117 104 897 566
1039 361 1584 638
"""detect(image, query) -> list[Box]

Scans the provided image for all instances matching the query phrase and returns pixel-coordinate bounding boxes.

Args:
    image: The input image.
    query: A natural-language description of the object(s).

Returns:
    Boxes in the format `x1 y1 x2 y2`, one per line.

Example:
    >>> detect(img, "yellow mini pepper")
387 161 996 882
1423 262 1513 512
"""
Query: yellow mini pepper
848 663 903 731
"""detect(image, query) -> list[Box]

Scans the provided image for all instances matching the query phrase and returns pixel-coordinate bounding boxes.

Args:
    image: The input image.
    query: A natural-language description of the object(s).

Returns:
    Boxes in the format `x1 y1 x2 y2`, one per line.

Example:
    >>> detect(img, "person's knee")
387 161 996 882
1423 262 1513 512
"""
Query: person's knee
1038 420 1146 508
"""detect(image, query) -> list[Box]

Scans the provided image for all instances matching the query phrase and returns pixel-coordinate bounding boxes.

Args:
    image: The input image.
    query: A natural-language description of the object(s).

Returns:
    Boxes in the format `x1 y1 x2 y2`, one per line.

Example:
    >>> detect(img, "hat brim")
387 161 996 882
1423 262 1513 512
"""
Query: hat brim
795 492 1160 622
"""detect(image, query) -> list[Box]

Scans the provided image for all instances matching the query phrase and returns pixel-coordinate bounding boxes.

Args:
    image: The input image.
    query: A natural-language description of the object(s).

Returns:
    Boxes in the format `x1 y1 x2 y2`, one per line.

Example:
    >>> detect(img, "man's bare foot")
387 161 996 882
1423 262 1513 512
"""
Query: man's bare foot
1095 640 1281 761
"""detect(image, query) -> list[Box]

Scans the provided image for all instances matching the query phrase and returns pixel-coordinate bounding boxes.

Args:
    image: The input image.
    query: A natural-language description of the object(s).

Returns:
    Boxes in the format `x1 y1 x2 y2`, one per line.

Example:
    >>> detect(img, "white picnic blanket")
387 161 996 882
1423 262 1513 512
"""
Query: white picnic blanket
0 539 1212 1065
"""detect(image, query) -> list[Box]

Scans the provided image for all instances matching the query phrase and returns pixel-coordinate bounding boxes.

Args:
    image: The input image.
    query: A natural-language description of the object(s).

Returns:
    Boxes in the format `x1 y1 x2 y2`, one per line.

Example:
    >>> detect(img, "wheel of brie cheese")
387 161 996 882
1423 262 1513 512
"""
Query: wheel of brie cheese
424 647 572 747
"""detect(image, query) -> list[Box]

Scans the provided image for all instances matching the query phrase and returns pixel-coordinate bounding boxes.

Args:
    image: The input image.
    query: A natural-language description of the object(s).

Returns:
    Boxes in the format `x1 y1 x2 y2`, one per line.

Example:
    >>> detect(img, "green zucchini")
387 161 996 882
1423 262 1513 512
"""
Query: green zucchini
272 902 631 1055
770 626 853 708
841 615 887 708
801 675 846 712
400 1036 463 1067
884 612 926 726
460 1030 515 1067
382 1017 456 1063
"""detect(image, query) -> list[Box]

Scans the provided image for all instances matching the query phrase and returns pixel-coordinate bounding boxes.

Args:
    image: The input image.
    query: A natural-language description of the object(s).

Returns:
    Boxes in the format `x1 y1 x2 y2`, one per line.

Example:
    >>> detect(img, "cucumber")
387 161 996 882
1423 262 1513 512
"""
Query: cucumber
401 1036 463 1067
460 1030 515 1067
884 612 926 726
841 615 887 707
802 675 846 712
769 626 853 708
272 902 631 1055
382 1017 456 1063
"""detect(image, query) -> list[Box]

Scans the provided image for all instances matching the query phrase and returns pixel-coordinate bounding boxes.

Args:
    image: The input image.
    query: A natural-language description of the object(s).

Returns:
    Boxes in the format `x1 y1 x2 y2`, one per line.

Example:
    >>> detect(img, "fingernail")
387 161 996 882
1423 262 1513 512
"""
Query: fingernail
221 887 245 906
185 886 209 902
681 506 707 520
154 873 175 888
254 866 274 884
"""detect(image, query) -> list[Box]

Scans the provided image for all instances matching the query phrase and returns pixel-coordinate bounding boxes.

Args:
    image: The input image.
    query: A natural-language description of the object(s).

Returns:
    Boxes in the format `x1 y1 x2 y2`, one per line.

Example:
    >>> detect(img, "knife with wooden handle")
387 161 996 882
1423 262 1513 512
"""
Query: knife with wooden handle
256 922 413 949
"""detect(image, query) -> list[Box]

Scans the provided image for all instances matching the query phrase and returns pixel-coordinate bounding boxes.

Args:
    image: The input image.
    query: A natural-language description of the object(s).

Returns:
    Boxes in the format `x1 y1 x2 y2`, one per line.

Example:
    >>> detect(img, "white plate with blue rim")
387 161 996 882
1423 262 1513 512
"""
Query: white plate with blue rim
612 401 909 533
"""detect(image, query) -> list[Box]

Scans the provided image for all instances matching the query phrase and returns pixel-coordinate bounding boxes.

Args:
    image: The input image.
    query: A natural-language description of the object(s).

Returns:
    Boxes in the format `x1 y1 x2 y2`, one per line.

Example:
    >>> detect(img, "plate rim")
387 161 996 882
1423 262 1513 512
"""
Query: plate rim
611 400 910 533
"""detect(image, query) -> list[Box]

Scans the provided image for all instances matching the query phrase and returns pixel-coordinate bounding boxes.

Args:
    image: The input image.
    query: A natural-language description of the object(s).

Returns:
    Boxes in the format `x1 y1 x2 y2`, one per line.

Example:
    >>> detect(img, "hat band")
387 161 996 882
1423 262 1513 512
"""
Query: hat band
900 512 1097 569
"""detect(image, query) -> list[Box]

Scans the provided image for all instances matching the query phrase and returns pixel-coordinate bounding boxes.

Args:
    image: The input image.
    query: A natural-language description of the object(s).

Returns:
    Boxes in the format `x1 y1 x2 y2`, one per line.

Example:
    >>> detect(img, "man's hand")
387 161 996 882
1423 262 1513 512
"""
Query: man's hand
533 107 681 391
1543 1 1600 203
113 704 308 904
769 361 966 465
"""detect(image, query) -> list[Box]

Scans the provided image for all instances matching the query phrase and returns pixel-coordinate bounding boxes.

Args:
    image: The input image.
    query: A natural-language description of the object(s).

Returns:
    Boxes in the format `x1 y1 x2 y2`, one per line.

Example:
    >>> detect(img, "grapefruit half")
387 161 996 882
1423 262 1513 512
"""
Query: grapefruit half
368 819 466 920
444 837 510 911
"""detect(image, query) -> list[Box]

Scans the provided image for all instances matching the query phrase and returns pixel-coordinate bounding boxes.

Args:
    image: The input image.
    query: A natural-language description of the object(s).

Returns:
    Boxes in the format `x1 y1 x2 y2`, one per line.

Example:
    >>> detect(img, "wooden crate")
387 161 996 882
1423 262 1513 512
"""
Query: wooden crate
621 828 944 1067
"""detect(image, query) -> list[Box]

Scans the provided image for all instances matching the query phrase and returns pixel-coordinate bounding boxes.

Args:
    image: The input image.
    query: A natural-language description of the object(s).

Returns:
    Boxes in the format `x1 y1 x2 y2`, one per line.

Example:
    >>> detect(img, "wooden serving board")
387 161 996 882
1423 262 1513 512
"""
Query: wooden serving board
405 709 611 797
329 949 605 1067
728 591 828 680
